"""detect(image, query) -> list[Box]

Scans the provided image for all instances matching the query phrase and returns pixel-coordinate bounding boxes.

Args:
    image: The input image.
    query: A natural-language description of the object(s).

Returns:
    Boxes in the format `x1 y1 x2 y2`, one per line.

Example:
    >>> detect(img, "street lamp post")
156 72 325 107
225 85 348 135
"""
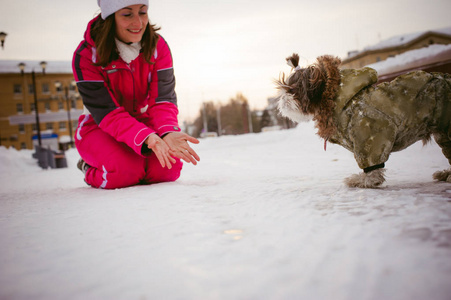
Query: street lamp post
18 61 67 169
0 32 7 49
0 32 6 143
64 85 74 147
55 81 75 148
18 61 47 147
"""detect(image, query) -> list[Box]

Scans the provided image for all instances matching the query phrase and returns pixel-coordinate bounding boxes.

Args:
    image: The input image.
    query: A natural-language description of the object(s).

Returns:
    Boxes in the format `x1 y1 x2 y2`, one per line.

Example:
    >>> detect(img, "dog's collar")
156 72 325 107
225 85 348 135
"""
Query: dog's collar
364 163 385 173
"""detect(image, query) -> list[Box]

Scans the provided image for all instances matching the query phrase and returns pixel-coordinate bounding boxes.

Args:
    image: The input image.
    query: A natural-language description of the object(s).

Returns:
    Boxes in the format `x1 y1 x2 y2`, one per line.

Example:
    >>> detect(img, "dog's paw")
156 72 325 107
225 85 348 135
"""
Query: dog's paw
344 168 386 188
432 168 451 182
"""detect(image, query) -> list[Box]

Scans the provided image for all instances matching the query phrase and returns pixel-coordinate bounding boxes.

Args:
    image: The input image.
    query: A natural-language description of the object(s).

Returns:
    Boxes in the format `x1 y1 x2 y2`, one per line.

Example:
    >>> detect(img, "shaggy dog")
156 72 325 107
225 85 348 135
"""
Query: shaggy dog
276 53 451 188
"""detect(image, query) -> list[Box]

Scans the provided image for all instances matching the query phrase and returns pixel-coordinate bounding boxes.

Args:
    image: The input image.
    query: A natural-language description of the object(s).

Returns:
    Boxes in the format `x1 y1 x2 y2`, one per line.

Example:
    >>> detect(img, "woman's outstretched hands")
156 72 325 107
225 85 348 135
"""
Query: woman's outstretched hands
146 132 200 169
163 132 200 165
146 133 176 169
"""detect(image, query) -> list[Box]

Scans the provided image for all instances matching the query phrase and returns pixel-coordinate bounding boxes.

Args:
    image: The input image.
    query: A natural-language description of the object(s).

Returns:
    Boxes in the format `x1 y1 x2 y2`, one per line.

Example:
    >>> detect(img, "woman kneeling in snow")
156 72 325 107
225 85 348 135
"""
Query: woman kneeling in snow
72 0 199 189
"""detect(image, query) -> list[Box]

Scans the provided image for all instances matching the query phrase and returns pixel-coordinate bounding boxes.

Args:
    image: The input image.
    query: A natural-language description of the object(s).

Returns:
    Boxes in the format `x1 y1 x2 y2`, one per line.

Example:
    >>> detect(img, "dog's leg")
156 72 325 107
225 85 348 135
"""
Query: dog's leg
432 169 451 182
433 132 451 182
344 167 386 188
345 115 395 188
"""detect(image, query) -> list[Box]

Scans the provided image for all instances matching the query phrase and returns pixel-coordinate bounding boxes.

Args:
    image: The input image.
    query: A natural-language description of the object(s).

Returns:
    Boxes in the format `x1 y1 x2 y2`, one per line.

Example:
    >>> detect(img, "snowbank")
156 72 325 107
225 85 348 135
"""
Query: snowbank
367 44 451 75
1 122 450 300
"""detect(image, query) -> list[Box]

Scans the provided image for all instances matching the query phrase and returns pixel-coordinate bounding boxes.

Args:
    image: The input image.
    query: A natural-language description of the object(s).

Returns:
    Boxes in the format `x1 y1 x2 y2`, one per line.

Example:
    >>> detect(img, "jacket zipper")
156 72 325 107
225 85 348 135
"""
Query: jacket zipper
127 63 137 113
105 63 137 113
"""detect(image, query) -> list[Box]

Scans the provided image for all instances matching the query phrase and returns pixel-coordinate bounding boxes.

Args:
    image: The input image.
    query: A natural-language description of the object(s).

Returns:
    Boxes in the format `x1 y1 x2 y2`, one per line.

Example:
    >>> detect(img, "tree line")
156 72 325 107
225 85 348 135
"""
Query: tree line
187 93 296 138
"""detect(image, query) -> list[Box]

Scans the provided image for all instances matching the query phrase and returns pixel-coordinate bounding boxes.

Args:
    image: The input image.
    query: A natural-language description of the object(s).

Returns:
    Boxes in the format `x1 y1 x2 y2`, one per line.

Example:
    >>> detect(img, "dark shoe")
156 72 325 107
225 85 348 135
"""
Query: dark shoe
77 158 91 174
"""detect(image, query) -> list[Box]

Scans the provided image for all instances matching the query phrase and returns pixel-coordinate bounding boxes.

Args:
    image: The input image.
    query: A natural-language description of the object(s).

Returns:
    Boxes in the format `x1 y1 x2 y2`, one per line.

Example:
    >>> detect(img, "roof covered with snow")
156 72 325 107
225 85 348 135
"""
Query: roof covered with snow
0 60 72 74
347 27 451 59
366 27 451 51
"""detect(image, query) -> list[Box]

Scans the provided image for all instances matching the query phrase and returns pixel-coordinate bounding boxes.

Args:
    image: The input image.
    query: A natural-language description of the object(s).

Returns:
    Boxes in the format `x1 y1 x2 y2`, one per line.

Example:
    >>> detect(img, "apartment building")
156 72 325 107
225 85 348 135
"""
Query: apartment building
0 60 83 150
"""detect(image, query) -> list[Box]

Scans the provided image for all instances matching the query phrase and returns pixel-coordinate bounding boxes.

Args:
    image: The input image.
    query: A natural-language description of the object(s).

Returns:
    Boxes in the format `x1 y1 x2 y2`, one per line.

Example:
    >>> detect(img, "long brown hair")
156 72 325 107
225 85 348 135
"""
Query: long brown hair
91 14 160 67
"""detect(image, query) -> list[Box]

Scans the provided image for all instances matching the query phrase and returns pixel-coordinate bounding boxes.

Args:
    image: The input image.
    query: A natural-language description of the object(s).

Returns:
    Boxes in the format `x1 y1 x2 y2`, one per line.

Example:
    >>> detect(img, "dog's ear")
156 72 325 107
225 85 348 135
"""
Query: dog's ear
308 65 324 88
305 64 326 106
286 53 300 69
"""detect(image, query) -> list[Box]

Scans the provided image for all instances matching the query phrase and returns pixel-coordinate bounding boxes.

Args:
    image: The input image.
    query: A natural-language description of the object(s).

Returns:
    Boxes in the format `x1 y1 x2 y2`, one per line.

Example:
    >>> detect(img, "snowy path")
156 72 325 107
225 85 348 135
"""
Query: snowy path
1 122 451 300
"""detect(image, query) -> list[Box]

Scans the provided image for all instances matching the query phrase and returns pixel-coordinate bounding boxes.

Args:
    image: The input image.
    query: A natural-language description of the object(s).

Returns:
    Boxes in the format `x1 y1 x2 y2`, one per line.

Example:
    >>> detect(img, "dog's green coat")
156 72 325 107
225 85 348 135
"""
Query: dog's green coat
329 68 451 169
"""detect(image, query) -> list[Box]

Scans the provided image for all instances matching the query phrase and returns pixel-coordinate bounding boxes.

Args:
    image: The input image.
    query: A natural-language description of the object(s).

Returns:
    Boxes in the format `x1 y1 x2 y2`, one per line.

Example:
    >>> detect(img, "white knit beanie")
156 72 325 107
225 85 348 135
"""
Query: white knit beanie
97 0 149 19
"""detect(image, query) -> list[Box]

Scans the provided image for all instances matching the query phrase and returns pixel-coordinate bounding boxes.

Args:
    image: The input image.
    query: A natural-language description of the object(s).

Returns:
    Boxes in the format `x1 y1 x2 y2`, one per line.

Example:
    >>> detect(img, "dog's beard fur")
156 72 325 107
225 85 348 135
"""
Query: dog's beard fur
277 89 313 123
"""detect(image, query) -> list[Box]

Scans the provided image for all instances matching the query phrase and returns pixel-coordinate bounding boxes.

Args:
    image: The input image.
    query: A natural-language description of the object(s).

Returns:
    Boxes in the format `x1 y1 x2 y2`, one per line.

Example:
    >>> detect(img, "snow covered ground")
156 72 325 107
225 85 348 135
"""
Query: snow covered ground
1 121 451 300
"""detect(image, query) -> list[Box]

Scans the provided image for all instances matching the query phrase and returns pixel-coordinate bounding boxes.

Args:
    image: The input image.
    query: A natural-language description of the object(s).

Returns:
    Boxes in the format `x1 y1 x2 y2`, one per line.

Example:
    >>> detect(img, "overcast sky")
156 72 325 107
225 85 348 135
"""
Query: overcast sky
1 0 450 122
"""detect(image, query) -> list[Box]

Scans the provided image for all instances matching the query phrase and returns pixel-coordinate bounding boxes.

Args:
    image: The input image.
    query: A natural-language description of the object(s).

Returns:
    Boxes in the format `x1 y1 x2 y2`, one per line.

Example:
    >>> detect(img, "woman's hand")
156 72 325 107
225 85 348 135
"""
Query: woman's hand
146 133 176 169
163 132 200 165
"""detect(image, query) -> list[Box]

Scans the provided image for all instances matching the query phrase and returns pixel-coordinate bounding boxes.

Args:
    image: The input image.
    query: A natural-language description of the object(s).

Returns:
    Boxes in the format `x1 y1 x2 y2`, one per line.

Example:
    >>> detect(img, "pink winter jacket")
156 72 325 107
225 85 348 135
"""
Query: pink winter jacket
72 16 180 156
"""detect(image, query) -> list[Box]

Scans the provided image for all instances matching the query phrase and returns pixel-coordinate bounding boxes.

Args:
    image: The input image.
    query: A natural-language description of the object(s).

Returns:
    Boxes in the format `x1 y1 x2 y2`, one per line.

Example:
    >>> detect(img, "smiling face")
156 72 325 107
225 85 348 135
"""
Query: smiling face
114 4 149 43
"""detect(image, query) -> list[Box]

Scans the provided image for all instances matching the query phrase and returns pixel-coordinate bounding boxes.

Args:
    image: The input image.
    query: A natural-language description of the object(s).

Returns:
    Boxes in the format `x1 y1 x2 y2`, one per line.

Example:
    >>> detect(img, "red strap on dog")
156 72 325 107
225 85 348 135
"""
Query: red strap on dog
324 139 327 151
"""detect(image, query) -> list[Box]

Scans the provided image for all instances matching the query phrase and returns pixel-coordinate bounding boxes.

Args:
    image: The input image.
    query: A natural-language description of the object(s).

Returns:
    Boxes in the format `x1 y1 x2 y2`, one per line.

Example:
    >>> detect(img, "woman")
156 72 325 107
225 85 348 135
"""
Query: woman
72 0 200 189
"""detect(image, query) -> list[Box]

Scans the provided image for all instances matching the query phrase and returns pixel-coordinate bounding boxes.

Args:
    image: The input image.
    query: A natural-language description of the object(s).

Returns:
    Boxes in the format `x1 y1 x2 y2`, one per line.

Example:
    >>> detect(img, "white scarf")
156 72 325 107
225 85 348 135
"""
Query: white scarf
115 38 142 64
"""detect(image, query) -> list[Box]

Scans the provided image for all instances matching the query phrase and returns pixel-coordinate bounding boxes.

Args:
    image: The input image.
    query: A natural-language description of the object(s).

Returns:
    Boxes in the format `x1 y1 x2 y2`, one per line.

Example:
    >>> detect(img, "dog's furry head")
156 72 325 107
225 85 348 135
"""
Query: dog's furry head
275 54 342 139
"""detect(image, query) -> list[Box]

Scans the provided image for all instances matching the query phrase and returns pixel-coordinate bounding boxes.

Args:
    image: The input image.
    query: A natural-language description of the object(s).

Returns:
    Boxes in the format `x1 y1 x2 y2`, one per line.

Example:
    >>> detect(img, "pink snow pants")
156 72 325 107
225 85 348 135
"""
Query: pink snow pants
75 115 182 189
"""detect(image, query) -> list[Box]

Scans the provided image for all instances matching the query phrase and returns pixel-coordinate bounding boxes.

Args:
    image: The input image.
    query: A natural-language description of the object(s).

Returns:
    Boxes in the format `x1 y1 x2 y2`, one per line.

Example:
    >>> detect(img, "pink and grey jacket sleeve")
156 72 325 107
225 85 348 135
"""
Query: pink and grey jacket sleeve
147 37 180 137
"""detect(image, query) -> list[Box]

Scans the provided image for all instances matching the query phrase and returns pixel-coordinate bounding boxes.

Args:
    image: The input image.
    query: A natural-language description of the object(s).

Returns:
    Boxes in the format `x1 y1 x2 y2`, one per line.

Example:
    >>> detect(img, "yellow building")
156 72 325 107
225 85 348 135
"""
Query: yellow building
341 27 451 69
0 60 83 150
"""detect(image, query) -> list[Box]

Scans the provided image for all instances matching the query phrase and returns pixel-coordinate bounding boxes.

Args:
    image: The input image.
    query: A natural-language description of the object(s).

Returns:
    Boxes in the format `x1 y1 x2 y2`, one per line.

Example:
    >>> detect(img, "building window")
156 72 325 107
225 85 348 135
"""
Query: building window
14 84 22 95
19 124 25 133
16 103 24 114
30 103 36 112
28 84 34 94
58 101 64 110
45 102 51 111
59 121 66 130
70 80 77 91
46 123 53 130
72 120 77 130
32 123 37 132
42 83 50 94
55 81 63 93
20 142 27 149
